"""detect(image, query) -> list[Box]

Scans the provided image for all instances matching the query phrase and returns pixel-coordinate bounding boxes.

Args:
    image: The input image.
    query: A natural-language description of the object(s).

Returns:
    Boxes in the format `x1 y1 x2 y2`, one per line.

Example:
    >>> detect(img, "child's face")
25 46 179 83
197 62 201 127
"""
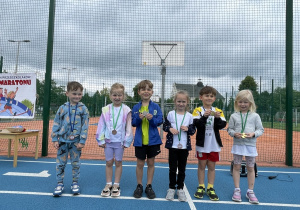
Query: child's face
110 88 124 107
138 85 153 101
238 99 250 113
66 89 83 105
9 93 15 99
200 93 216 107
175 94 188 112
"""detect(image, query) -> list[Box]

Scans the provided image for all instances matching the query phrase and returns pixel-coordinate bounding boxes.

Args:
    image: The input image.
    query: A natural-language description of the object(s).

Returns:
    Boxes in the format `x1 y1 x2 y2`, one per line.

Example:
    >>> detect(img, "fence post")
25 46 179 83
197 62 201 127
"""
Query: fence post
42 0 56 156
285 0 293 166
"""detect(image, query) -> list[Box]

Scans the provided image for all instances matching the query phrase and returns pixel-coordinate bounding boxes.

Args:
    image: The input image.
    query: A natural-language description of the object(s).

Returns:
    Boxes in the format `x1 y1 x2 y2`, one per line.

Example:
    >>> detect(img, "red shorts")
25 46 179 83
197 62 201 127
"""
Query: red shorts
196 151 219 162
4 105 12 110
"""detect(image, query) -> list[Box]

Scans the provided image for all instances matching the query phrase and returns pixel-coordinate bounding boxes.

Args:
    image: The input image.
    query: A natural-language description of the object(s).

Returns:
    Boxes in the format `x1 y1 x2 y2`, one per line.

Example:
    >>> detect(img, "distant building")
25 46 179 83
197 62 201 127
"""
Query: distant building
151 94 160 102
171 81 225 102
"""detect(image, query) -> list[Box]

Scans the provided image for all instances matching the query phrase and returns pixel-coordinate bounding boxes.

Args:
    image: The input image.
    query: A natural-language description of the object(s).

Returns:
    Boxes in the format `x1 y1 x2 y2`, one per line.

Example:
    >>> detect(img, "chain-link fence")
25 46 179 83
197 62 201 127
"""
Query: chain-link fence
0 0 299 166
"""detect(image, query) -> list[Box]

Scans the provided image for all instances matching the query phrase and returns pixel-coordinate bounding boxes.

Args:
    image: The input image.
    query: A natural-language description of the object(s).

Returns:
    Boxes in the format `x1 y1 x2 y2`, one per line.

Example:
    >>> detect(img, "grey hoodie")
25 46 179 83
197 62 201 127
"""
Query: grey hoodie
227 112 264 147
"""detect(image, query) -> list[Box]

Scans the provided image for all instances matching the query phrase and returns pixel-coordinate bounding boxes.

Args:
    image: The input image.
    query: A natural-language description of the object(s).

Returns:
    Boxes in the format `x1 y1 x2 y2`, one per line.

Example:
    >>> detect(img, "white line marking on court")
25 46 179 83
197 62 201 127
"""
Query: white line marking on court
3 170 51 177
0 190 178 202
183 184 196 210
192 199 300 208
0 190 300 208
1 159 300 175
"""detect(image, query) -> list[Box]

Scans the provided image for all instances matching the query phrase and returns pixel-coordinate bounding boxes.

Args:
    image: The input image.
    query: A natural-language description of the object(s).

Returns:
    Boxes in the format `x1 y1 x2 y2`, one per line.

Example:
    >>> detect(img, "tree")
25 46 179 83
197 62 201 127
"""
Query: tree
238 76 259 95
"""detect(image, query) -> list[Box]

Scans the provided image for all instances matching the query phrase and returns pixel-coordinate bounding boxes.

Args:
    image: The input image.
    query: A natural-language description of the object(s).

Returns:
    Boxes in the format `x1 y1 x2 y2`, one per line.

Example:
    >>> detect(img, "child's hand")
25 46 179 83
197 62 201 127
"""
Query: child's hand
180 126 188 132
245 133 255 138
145 113 153 120
204 110 211 117
99 144 106 148
170 128 179 135
139 113 145 119
76 143 84 150
234 132 242 138
214 111 221 118
53 142 59 150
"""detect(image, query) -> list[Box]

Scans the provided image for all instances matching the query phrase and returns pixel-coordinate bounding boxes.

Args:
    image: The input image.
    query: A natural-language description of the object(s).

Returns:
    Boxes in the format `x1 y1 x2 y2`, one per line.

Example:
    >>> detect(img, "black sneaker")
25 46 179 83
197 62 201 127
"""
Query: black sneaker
207 188 219 201
133 184 143 198
194 186 205 199
145 184 156 199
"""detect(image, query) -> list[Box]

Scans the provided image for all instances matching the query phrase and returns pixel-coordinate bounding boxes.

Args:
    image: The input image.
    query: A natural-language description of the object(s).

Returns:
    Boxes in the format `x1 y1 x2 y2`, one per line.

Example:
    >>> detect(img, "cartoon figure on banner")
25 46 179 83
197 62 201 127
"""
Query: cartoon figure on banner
0 87 18 116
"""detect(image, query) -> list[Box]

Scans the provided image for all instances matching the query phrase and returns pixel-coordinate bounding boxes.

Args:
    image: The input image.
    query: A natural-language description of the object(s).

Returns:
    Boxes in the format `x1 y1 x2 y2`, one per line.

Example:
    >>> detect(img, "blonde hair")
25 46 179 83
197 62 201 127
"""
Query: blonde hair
110 83 126 101
110 83 125 95
7 91 15 98
174 90 190 111
234 89 256 112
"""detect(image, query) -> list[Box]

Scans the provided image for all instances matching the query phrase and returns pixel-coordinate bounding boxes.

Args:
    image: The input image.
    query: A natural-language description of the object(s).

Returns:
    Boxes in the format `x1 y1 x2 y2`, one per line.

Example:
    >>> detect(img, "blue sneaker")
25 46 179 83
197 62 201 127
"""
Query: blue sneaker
71 182 81 195
53 183 64 197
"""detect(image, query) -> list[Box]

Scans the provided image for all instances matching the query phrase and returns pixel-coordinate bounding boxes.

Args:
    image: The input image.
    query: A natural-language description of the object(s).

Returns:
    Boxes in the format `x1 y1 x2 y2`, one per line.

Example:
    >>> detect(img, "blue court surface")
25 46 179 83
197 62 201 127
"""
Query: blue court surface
0 157 299 210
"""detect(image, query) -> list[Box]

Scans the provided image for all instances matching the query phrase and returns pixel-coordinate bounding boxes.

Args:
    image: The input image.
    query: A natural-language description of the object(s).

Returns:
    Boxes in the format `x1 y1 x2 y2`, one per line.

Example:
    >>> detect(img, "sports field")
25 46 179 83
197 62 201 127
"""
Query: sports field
1 117 299 167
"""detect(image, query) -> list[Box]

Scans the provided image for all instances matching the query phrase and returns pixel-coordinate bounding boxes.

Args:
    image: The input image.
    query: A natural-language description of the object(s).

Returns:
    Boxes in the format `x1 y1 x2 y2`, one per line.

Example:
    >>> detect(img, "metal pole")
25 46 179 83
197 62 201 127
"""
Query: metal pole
285 0 293 166
160 61 166 139
271 79 274 128
15 42 20 73
42 0 56 157
0 56 3 73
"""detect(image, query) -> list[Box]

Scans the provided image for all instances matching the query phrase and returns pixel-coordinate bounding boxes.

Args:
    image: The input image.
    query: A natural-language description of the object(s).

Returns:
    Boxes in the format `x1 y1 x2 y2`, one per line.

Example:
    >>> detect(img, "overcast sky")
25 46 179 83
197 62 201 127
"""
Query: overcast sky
0 0 299 98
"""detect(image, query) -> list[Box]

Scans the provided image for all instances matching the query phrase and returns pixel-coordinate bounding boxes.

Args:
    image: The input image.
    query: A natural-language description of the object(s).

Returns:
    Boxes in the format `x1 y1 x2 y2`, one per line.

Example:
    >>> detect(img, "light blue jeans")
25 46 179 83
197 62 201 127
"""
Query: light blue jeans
56 142 81 183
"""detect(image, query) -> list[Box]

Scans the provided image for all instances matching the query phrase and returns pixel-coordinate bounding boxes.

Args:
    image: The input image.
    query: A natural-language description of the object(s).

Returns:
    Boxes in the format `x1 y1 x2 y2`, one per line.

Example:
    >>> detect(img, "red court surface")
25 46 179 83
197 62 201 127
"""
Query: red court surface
1 117 299 167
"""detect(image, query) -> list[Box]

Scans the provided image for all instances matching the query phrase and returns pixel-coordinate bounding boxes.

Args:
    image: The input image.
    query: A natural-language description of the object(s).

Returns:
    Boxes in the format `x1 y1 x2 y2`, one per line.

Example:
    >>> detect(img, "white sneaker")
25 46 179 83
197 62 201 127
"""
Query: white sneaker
166 188 175 201
177 189 187 202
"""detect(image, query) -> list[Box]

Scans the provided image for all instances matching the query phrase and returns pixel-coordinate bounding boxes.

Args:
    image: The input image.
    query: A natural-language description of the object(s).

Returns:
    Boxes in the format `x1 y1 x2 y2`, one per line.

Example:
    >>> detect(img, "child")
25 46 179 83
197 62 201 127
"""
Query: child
96 83 133 197
0 87 18 115
132 80 163 199
192 86 226 201
227 89 264 204
51 81 89 197
163 90 196 202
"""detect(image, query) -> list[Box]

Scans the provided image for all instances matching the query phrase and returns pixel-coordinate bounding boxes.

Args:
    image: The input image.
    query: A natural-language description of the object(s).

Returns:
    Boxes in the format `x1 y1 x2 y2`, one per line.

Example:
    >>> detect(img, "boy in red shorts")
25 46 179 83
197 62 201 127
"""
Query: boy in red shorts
192 86 226 201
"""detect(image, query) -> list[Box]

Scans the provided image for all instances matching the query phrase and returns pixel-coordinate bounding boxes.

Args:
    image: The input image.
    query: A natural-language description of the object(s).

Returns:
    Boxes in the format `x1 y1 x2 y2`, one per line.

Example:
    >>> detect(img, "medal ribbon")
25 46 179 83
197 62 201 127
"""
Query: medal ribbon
112 104 122 131
175 111 186 142
69 103 78 133
240 111 249 133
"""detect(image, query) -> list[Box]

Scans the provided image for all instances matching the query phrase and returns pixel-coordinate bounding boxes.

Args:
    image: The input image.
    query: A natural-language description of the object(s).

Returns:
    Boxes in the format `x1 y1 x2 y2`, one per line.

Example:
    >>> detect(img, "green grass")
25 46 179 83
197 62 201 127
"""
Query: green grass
263 121 300 131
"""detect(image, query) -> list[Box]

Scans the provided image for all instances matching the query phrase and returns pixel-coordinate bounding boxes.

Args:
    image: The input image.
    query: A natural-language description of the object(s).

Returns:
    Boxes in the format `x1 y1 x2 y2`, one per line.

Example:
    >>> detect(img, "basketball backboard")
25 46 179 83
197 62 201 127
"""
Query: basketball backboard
142 41 184 66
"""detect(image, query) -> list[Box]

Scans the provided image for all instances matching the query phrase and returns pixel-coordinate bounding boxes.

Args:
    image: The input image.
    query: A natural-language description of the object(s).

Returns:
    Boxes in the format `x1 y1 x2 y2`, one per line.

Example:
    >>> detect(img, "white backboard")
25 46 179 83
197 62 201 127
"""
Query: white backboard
142 41 184 66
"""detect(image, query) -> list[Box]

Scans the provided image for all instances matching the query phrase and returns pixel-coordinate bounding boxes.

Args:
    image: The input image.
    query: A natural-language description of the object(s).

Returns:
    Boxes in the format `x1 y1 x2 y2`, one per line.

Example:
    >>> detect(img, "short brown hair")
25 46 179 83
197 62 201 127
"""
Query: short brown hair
67 81 83 92
137 80 153 90
199 86 217 96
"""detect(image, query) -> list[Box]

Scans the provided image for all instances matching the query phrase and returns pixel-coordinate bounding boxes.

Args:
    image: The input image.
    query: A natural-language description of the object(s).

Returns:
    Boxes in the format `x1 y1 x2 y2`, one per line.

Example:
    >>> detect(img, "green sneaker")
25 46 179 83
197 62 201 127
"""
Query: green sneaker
194 186 205 199
207 188 219 201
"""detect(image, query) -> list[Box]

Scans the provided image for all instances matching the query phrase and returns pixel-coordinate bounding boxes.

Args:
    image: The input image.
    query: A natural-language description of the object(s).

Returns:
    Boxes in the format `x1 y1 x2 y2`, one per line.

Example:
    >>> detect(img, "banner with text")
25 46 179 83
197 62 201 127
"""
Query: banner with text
0 73 36 119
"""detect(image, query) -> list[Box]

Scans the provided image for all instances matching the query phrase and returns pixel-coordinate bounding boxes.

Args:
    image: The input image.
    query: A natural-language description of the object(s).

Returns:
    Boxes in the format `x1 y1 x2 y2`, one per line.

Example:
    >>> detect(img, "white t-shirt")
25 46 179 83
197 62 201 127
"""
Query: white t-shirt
167 110 193 149
109 106 123 142
195 107 221 153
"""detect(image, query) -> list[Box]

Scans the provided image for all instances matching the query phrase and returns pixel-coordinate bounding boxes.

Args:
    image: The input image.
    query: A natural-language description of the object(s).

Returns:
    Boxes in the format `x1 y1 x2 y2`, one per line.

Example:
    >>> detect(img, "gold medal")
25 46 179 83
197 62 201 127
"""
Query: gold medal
112 130 117 135
210 111 215 116
241 133 246 138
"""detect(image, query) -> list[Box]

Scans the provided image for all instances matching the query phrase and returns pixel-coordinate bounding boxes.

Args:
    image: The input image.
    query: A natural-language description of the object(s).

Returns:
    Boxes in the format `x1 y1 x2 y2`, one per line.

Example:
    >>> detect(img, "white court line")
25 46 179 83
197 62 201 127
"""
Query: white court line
0 190 299 208
1 159 300 174
0 190 176 202
183 185 196 210
192 199 300 208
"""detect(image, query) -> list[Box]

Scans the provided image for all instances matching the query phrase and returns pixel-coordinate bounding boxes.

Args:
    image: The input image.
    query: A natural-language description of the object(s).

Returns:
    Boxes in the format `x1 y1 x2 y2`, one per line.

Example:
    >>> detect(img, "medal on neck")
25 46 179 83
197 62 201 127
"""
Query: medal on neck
240 111 249 139
175 111 186 149
112 104 122 135
69 103 78 140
